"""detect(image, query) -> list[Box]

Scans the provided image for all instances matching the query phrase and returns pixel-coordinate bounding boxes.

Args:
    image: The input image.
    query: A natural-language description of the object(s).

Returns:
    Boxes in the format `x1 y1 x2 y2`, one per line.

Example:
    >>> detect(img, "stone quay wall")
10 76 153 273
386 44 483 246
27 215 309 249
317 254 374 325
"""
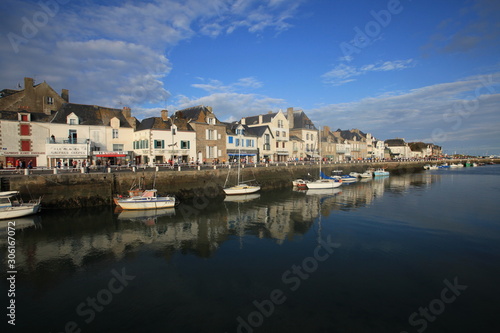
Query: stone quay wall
4 159 497 209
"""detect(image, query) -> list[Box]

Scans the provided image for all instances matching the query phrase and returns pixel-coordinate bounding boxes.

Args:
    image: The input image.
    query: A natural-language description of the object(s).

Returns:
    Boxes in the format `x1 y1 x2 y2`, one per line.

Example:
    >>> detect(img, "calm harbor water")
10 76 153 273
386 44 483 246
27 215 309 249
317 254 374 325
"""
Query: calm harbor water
2 165 500 333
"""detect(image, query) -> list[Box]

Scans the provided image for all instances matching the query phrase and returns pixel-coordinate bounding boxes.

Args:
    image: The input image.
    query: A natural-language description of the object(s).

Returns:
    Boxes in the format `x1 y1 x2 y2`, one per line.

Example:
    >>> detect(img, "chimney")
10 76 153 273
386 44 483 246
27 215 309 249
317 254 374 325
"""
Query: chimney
268 111 273 114
61 89 69 102
206 106 213 113
161 109 169 121
323 125 330 133
24 77 34 95
258 115 263 124
287 107 294 129
241 118 246 125
122 107 131 118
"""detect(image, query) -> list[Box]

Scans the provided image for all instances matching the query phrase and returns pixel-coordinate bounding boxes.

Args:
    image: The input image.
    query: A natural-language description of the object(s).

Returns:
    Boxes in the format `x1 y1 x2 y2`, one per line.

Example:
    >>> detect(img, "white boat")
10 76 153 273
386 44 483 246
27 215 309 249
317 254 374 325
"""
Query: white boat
0 191 42 220
373 168 390 176
224 134 260 195
349 172 361 178
292 179 309 187
306 128 342 190
359 169 374 178
223 184 261 195
115 189 176 210
332 170 357 183
307 179 342 189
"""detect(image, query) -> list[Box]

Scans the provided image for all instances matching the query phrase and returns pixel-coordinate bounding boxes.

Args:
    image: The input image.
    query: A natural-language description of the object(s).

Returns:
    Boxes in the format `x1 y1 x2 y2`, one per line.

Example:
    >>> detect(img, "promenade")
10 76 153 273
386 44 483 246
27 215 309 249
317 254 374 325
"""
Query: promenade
2 158 497 209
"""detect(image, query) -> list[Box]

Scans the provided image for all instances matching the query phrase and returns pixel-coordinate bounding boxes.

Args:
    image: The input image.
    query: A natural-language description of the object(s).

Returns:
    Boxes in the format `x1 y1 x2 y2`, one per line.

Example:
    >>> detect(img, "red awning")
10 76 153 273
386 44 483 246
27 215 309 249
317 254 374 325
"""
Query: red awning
96 154 127 157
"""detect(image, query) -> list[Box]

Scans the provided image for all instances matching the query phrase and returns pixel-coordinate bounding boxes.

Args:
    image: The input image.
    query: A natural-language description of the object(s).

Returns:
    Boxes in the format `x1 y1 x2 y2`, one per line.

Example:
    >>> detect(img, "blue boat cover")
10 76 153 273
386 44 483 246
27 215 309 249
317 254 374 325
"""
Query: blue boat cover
320 171 336 180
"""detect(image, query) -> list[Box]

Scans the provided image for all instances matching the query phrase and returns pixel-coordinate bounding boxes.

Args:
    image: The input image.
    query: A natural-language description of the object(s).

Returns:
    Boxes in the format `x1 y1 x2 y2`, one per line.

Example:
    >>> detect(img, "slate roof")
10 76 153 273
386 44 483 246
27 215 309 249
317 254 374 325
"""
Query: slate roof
290 110 317 130
51 103 132 127
245 125 273 138
136 116 192 131
175 105 222 124
222 122 260 137
385 138 407 146
289 135 304 142
0 110 54 122
243 113 276 125
334 129 366 141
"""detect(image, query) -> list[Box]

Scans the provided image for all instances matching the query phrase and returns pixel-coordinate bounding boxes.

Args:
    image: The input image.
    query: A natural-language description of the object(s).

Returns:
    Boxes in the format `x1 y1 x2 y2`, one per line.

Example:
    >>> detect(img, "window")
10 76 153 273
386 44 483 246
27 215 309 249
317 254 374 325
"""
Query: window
21 114 28 121
276 131 280 137
264 134 270 144
112 129 119 138
113 144 124 151
236 139 240 147
306 143 309 151
20 124 30 136
21 140 30 151
207 129 215 140
311 134 314 142
282 131 286 137
47 97 54 105
180 141 190 149
154 140 164 149
69 119 77 125
246 139 253 147
306 133 309 140
207 146 214 158
207 117 214 124
228 136 234 144
276 142 279 148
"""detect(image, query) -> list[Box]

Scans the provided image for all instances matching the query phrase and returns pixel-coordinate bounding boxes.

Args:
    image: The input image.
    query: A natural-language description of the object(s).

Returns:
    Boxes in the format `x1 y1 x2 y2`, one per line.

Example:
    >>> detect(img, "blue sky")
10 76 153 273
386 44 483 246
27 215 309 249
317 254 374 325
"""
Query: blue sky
1 0 499 155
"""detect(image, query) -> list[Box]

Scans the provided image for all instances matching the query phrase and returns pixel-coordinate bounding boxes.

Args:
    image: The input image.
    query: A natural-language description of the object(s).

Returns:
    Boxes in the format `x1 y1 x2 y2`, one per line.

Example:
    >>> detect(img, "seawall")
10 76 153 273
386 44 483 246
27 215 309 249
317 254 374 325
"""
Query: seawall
5 159 498 209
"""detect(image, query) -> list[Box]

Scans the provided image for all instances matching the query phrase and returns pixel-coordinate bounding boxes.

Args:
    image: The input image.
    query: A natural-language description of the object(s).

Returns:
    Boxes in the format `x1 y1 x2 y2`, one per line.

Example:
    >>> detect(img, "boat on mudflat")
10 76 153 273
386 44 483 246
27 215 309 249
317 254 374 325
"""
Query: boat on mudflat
0 191 42 220
115 189 176 210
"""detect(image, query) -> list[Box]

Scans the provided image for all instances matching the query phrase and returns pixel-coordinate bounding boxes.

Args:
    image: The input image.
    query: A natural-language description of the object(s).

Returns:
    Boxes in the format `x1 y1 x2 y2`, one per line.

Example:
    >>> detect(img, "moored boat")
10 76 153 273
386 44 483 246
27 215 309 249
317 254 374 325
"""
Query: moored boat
115 189 176 210
373 168 390 177
292 179 309 187
0 191 42 220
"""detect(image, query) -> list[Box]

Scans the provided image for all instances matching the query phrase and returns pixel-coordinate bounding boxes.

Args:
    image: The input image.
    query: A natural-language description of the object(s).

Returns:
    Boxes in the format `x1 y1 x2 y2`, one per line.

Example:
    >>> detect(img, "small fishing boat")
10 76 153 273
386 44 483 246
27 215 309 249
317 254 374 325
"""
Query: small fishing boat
0 191 42 220
115 189 176 210
373 168 390 177
292 179 309 187
359 168 374 178
332 170 357 183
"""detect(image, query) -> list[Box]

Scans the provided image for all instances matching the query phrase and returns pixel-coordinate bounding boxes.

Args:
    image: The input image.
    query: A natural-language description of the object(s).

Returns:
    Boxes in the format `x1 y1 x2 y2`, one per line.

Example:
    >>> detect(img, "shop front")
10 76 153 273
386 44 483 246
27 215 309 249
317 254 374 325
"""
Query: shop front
0 151 43 168
93 151 133 167
46 144 90 168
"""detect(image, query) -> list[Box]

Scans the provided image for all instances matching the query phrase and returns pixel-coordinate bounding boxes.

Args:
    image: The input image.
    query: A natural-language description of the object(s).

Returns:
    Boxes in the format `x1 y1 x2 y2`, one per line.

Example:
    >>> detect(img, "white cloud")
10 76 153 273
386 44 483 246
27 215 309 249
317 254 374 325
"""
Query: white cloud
192 77 263 93
0 0 302 110
322 59 415 86
165 92 286 122
310 72 500 151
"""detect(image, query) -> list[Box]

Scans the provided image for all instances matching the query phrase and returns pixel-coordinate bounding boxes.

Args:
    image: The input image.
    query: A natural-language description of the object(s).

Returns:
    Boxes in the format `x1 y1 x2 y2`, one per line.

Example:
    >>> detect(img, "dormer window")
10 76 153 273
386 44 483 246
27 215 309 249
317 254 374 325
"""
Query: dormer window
66 112 79 125
207 117 214 125
47 97 54 105
19 113 30 122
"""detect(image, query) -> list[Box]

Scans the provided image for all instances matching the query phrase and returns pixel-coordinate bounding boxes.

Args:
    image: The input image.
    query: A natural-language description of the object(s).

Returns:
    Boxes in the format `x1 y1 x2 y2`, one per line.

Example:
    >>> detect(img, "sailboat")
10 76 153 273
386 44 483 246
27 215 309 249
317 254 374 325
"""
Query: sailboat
223 133 260 195
306 128 342 189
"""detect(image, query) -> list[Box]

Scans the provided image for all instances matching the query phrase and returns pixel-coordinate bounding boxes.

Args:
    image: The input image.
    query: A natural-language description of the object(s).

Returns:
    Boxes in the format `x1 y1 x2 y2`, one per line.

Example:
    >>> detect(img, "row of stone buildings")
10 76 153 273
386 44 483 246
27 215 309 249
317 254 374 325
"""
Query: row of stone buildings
0 77 441 168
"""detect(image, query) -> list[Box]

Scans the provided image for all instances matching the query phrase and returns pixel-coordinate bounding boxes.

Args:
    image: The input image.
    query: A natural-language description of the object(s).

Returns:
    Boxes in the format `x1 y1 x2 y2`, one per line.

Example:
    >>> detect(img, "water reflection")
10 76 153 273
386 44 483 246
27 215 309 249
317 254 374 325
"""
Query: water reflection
1 173 441 276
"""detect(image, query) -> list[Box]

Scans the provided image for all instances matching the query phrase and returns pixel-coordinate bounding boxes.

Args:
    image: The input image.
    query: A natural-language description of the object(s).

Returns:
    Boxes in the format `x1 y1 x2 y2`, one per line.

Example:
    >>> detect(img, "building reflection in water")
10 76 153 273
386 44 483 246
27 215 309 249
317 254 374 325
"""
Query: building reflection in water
0 173 439 280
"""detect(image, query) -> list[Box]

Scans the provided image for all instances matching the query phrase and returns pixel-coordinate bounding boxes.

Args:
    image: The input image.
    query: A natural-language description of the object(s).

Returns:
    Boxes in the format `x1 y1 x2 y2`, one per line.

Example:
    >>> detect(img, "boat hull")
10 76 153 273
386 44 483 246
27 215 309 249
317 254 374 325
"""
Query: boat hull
116 197 176 210
223 185 261 195
0 204 41 220
306 180 342 189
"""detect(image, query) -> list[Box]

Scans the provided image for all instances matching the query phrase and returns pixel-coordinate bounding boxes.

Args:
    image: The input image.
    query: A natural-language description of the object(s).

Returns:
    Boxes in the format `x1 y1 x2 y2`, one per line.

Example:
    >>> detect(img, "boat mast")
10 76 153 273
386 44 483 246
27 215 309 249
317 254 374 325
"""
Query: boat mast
237 129 241 185
318 126 322 179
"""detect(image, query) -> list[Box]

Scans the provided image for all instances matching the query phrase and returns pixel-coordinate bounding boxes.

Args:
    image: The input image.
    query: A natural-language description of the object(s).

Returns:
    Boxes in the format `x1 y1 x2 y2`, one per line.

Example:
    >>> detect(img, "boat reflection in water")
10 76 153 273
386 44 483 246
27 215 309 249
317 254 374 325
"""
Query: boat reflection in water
223 193 261 203
117 207 176 222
